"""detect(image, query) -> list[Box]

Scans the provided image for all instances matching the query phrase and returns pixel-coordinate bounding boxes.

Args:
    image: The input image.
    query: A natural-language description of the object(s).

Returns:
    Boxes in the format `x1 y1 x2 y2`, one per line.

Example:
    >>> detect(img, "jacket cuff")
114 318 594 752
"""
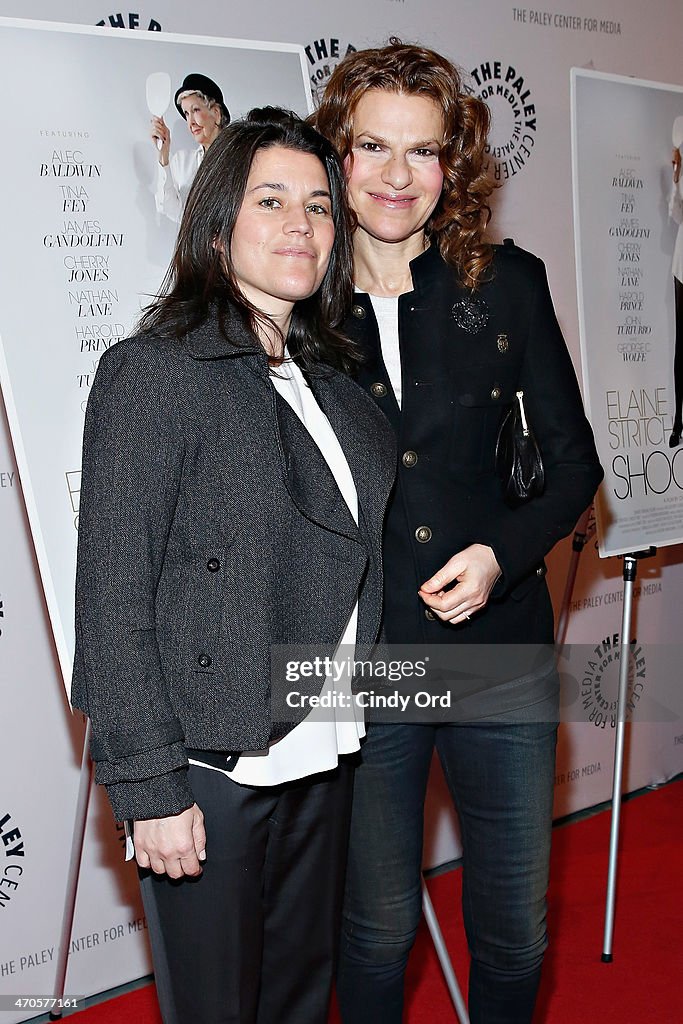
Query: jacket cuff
93 740 189 786
89 718 185 762
470 537 509 598
104 766 195 822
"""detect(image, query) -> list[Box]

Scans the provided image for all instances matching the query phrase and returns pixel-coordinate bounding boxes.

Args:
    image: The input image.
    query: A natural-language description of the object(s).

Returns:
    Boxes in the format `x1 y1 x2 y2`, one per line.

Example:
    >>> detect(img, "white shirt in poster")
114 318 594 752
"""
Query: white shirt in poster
154 145 204 224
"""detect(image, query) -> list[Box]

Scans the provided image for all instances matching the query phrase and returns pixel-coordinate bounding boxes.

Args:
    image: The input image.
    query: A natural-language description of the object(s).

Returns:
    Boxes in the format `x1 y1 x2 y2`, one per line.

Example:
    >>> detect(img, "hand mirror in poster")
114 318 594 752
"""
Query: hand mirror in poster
672 115 683 150
146 71 172 150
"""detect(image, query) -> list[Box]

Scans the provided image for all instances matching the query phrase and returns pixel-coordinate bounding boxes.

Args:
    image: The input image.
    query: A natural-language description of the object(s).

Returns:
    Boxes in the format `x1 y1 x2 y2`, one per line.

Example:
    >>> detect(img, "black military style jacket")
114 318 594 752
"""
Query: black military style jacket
344 241 603 653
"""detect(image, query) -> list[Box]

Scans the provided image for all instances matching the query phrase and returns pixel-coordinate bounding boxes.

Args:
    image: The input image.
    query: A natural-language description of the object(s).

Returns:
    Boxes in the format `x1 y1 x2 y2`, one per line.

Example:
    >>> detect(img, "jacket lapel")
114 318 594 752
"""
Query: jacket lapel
309 371 393 543
182 315 376 546
273 388 361 543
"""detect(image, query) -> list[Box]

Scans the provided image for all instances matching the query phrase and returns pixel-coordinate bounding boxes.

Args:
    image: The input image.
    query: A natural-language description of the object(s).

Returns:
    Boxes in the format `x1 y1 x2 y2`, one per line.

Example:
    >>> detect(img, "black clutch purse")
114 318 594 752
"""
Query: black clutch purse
495 390 545 506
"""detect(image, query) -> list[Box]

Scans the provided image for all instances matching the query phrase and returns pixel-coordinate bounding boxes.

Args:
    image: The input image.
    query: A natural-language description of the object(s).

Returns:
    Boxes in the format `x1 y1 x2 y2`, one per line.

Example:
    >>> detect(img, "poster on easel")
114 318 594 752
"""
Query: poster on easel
572 68 683 557
0 17 312 690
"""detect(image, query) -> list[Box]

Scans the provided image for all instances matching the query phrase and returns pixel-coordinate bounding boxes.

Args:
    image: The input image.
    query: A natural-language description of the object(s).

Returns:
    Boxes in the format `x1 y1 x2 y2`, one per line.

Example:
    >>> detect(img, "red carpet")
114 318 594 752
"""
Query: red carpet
70 780 682 1023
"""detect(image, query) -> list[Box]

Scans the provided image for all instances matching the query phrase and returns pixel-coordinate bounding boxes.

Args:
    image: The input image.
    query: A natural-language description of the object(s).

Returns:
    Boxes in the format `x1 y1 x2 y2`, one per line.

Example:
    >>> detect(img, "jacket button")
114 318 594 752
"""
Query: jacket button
425 608 437 621
371 382 387 398
207 558 220 572
490 385 502 400
198 654 212 668
352 304 366 319
415 526 432 543
536 564 546 577
497 333 509 353
402 450 418 468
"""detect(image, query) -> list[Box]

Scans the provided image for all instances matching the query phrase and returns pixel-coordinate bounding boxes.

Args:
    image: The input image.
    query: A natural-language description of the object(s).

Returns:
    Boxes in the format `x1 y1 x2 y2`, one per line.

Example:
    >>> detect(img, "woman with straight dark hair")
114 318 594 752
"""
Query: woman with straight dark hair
314 42 603 1024
72 107 395 1024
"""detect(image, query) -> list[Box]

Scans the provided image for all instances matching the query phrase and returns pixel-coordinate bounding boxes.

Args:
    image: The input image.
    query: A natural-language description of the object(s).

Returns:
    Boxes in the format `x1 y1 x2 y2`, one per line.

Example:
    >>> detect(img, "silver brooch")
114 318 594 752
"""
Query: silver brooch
451 296 489 334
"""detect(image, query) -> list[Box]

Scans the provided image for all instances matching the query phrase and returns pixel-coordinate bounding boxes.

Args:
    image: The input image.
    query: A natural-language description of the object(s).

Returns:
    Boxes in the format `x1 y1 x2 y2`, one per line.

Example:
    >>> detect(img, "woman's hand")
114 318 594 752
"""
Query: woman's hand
134 803 206 879
151 115 171 167
673 147 681 185
419 544 501 624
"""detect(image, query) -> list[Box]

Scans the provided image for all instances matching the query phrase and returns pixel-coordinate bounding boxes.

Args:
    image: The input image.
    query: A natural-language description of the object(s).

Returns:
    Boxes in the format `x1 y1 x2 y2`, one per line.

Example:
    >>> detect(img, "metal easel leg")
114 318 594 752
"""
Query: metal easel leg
422 877 470 1023
49 719 93 1020
601 548 655 962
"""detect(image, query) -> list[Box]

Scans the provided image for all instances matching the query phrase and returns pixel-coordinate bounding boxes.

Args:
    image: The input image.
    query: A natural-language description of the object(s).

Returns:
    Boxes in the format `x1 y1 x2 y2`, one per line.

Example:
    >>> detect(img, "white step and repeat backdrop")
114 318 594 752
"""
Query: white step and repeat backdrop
0 2 682 1017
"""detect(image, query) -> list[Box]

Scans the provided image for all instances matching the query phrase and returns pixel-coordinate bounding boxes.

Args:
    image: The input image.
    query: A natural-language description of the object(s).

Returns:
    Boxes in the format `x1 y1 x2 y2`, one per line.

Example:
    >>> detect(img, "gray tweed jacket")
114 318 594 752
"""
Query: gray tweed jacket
71 313 396 821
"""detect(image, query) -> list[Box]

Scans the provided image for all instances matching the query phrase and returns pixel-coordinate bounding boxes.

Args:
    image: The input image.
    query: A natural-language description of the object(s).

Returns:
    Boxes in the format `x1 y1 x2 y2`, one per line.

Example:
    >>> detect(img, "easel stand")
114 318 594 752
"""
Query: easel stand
50 720 93 1021
422 879 470 1023
601 547 655 963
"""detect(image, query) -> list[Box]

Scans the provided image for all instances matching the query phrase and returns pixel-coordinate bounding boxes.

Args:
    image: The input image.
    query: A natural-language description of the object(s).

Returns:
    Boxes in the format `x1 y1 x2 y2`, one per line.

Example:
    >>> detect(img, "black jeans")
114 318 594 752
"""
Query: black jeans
337 715 558 1024
140 761 353 1024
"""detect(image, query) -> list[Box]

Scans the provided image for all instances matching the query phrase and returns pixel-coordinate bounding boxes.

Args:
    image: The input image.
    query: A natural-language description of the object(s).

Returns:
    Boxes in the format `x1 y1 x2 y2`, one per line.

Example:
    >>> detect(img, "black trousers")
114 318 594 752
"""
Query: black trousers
139 761 353 1024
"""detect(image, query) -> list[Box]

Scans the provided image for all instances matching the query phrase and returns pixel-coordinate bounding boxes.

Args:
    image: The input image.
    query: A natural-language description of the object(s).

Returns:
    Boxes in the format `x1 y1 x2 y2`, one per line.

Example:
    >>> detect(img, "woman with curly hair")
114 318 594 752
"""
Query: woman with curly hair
314 40 602 1024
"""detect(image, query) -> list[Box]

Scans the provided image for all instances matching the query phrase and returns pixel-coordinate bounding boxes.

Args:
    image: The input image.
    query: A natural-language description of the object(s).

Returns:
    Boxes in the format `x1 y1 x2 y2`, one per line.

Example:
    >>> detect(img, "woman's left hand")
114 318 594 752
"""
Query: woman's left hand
134 804 206 879
419 544 501 624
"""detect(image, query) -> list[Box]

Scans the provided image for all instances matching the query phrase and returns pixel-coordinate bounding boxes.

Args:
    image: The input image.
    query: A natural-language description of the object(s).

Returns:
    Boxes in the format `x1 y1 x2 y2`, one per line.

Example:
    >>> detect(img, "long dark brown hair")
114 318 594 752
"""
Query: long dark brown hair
139 107 359 372
312 40 494 289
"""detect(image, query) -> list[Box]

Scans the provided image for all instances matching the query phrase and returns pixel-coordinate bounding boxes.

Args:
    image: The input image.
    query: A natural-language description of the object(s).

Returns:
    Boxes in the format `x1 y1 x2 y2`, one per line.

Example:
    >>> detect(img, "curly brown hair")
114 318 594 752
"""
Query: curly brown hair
312 39 494 289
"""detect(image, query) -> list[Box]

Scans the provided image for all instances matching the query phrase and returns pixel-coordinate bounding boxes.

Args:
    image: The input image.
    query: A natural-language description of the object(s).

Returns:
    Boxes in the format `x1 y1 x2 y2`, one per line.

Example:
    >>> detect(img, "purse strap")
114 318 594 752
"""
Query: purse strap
516 390 530 437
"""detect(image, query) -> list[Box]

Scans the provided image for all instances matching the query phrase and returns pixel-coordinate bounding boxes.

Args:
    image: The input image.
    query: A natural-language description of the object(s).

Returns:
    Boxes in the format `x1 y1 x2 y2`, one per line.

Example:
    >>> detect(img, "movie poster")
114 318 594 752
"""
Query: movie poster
572 69 683 556
0 18 311 686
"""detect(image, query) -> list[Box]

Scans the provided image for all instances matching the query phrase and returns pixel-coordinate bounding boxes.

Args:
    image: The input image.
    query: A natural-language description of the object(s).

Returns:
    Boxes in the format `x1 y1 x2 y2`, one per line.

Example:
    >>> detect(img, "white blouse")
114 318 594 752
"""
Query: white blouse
369 294 401 407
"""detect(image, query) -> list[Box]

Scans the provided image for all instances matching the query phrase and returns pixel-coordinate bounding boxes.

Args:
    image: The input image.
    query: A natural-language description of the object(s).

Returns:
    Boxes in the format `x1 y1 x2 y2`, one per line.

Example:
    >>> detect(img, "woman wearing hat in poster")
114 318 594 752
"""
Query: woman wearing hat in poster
150 73 230 223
